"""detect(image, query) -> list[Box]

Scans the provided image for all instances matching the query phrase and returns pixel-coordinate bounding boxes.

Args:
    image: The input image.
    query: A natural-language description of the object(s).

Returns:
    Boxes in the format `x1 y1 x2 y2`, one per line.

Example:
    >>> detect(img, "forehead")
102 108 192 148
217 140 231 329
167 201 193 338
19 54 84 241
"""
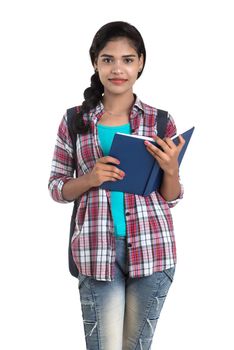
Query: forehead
98 37 137 56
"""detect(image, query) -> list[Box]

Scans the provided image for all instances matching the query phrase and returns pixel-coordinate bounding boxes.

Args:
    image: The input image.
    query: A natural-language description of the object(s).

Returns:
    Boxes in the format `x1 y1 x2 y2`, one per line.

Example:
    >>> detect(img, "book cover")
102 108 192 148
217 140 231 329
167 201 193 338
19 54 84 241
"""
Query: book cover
101 127 195 196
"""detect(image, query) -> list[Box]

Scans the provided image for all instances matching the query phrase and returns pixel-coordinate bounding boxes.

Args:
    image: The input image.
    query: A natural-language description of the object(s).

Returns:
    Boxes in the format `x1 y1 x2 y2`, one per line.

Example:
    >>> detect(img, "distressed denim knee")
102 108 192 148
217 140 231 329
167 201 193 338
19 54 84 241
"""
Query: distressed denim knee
78 275 100 349
139 267 175 350
123 266 175 350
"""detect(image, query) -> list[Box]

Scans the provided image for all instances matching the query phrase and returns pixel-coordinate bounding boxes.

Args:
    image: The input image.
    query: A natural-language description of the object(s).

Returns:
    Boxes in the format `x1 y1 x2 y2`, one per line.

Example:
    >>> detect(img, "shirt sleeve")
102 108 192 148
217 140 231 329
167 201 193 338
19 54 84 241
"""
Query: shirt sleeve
164 113 184 208
48 113 75 203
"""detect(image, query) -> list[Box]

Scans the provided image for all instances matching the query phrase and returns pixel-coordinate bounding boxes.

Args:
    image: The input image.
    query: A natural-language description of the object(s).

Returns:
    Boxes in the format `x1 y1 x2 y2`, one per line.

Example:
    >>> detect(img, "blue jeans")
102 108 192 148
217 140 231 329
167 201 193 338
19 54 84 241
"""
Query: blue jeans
78 237 175 350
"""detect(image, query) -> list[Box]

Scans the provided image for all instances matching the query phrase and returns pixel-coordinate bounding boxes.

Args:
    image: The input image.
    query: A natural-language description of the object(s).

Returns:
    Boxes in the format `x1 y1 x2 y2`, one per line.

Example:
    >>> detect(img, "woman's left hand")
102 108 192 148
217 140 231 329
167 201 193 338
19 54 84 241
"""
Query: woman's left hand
144 135 185 176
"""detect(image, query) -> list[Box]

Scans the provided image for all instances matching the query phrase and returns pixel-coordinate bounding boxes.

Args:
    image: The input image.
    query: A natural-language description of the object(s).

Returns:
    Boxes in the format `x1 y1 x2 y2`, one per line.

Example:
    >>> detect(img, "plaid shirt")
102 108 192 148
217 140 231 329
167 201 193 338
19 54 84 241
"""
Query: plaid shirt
48 96 183 281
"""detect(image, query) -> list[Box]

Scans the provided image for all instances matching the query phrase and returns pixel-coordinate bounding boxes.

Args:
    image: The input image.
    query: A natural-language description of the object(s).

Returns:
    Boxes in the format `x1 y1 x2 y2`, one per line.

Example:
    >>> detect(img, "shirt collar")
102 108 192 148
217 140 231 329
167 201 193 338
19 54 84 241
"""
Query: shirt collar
92 94 145 122
133 95 144 113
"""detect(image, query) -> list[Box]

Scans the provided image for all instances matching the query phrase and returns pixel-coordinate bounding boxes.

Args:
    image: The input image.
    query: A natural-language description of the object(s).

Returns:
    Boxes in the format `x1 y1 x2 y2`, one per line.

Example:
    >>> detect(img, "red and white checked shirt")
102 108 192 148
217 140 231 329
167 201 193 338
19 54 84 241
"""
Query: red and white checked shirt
48 96 183 281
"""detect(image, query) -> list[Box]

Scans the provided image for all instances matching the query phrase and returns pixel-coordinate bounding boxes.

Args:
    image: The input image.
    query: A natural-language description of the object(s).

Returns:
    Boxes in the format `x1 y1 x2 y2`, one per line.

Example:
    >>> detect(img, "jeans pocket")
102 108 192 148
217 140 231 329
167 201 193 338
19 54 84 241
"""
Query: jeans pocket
78 273 91 290
157 266 175 296
163 266 176 283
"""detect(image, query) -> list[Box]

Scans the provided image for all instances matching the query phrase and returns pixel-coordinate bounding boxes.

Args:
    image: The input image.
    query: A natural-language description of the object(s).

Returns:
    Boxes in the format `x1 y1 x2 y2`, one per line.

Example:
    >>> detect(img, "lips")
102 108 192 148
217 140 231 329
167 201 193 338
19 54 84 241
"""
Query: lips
109 78 128 85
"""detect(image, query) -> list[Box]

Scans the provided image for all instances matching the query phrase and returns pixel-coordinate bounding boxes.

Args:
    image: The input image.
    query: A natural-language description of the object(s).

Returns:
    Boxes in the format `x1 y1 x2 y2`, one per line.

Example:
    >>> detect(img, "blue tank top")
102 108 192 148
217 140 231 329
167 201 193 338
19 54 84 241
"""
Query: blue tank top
97 123 131 237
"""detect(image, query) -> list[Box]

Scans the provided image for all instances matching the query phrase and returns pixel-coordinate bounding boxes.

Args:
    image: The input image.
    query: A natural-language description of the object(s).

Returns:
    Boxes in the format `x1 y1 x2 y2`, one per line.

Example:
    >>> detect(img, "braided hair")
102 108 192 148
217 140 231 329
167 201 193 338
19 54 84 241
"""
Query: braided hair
73 21 146 134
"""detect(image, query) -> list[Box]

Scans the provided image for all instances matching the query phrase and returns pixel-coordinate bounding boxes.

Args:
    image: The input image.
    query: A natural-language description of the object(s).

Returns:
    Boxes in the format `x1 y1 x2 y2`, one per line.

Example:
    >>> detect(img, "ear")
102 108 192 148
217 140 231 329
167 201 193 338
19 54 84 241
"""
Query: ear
93 58 98 70
139 54 144 71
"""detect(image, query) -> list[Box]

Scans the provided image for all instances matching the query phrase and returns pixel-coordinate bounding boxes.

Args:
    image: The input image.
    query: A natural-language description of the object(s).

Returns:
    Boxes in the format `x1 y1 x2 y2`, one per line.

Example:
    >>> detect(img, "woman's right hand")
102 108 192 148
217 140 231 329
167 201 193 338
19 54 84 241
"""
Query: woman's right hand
87 156 125 187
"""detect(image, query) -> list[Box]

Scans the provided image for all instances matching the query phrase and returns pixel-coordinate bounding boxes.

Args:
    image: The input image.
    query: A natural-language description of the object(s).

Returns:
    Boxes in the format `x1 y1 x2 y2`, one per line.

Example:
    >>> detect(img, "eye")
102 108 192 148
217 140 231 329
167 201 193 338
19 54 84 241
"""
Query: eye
102 57 113 63
124 58 134 64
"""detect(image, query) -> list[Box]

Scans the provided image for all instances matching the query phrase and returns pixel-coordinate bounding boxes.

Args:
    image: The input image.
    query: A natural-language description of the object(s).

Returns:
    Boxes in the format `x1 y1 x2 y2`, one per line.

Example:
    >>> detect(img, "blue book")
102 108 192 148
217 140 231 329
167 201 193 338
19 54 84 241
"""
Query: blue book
101 127 195 196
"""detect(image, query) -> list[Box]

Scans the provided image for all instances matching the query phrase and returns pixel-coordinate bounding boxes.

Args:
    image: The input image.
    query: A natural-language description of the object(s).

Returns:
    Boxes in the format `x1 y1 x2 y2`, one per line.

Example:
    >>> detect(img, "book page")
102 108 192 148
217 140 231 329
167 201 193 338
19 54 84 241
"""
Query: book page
116 133 155 141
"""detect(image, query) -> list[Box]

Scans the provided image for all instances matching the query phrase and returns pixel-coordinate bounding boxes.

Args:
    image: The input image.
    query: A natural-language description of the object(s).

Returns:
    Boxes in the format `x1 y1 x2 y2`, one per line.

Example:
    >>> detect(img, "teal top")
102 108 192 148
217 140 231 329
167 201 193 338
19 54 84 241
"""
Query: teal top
97 123 131 237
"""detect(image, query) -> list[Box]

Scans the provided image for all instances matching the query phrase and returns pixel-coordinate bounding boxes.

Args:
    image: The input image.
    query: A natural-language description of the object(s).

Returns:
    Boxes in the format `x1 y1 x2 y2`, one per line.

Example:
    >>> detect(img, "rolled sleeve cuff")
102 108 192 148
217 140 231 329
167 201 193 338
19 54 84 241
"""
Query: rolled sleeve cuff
49 176 74 203
167 182 184 208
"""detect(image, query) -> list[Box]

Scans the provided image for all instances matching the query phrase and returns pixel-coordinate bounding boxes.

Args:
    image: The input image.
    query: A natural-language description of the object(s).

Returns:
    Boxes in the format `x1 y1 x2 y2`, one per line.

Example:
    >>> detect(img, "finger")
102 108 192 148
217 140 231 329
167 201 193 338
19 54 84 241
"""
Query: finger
163 137 176 149
177 135 186 152
145 141 167 161
145 141 164 158
103 164 125 177
158 134 185 152
96 163 125 177
101 169 125 180
97 156 120 165
152 135 171 152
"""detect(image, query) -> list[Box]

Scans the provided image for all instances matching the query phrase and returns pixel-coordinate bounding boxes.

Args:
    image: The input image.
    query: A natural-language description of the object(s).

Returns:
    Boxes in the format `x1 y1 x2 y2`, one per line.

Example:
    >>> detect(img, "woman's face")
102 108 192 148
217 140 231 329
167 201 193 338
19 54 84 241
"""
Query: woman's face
94 38 144 97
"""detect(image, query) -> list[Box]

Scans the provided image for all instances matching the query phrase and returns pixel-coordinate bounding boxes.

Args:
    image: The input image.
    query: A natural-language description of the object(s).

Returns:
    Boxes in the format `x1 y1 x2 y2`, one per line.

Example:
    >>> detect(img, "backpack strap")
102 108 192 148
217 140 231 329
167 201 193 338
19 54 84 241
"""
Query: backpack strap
67 106 78 176
66 106 79 278
156 109 168 139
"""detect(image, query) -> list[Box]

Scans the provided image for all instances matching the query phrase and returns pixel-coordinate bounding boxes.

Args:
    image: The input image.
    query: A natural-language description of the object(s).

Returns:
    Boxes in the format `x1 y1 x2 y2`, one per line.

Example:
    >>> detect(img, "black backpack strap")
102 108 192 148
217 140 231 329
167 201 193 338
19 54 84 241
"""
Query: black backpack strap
67 107 78 175
156 109 168 139
66 107 79 278
68 200 79 278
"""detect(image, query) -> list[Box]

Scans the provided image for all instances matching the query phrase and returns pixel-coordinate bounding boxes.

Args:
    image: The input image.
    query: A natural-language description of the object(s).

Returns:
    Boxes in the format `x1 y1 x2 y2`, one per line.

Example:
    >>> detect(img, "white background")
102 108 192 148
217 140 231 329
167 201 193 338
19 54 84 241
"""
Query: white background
1 0 233 349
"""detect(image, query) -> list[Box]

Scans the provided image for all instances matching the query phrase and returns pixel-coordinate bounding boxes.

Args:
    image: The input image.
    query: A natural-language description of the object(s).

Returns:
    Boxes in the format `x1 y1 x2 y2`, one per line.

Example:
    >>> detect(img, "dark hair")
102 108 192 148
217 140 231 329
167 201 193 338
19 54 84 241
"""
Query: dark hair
72 21 146 134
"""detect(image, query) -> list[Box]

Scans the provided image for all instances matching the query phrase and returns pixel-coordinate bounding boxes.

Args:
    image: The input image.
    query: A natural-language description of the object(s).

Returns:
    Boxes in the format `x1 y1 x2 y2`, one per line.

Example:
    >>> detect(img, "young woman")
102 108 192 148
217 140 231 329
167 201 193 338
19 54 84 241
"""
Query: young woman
49 21 185 350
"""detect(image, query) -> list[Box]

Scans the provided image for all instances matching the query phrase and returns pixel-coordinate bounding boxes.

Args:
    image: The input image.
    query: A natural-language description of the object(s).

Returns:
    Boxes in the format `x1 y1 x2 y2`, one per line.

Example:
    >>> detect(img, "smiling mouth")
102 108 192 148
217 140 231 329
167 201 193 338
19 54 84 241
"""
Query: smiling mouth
109 79 128 84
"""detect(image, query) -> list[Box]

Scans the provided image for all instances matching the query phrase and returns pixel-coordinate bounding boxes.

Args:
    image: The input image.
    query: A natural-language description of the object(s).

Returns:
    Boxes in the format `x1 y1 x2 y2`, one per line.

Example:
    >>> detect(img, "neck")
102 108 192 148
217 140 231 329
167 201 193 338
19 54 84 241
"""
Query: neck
103 91 135 116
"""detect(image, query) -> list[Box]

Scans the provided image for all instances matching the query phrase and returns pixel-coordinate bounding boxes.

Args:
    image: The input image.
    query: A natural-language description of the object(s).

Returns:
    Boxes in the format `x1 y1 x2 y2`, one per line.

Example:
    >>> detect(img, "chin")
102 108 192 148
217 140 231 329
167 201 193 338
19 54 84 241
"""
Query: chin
105 85 132 95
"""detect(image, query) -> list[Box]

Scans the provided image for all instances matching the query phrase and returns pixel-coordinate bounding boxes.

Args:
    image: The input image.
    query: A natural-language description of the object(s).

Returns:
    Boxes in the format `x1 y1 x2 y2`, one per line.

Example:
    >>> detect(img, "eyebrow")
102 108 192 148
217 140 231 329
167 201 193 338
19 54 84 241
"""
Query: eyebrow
100 54 137 58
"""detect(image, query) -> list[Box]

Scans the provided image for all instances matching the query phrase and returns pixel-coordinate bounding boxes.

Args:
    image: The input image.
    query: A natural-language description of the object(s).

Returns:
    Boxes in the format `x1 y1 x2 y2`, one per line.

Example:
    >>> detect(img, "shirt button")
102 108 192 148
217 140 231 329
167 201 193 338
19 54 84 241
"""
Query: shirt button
125 212 130 216
127 243 132 248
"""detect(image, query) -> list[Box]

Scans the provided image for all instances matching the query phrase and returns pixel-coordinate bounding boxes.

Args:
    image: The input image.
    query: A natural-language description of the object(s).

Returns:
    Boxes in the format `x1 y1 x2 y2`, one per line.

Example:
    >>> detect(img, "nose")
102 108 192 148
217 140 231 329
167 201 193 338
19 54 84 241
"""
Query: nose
111 61 123 74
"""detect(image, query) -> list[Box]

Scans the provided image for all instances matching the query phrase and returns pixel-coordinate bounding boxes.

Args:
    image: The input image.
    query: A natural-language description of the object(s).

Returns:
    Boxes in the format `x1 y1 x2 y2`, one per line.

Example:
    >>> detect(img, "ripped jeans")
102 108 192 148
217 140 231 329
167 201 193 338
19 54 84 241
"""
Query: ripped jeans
78 237 175 350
